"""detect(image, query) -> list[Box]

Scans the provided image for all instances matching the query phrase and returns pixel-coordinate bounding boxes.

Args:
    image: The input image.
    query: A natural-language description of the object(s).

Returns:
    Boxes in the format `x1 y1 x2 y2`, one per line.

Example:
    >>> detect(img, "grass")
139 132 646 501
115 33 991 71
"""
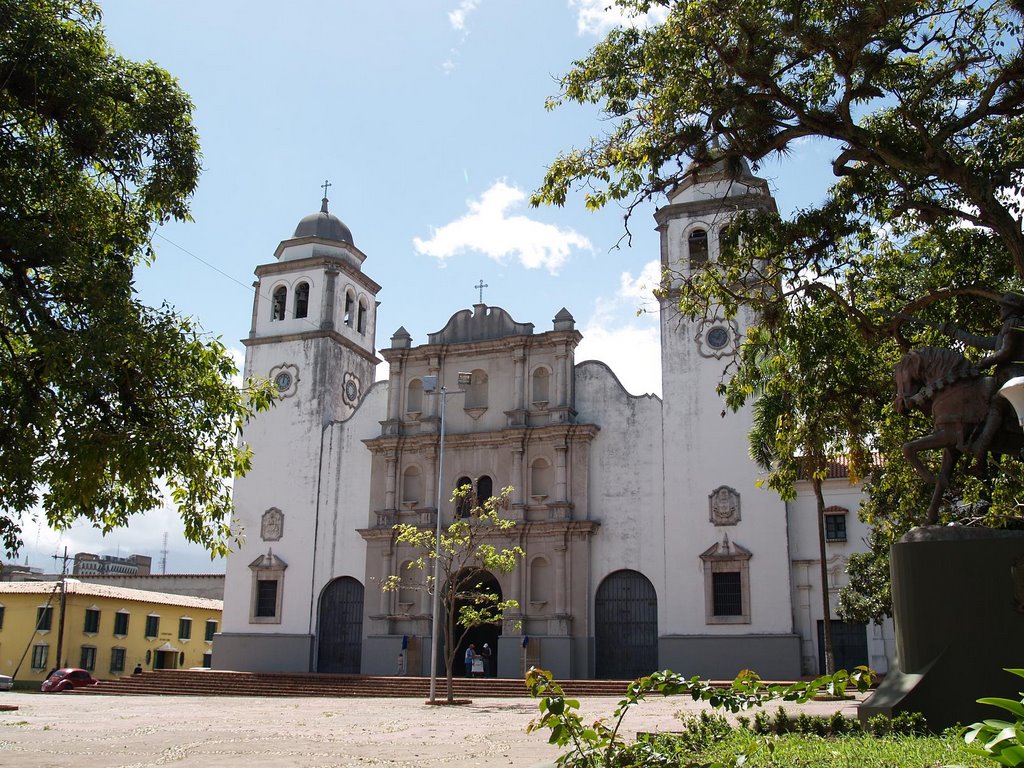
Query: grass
610 711 988 768
644 729 987 767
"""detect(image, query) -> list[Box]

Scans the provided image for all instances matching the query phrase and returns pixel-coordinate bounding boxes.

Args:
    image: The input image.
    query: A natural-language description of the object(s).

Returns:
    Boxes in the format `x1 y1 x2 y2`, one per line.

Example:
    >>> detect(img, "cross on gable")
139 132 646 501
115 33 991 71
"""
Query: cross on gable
475 279 488 304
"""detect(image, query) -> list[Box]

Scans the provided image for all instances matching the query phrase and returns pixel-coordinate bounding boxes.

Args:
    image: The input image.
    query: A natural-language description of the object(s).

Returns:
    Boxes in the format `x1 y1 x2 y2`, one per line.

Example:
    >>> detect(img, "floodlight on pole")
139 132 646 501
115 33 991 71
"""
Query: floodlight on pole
427 371 472 703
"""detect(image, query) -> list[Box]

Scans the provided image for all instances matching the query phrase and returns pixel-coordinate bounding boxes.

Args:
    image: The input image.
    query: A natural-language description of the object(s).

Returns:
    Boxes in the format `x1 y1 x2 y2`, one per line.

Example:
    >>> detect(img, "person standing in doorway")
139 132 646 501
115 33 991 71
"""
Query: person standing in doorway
464 644 476 678
481 643 493 677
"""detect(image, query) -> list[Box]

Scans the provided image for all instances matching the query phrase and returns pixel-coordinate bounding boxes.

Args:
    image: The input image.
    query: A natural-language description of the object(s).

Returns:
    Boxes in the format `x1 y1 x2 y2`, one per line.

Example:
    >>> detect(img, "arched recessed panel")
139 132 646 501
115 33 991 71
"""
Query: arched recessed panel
406 379 424 413
594 570 658 679
317 576 364 674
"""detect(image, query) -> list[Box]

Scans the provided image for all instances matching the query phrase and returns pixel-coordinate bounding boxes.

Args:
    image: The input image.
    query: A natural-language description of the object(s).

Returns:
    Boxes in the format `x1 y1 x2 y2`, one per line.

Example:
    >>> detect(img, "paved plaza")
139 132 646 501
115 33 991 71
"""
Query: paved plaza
0 690 865 767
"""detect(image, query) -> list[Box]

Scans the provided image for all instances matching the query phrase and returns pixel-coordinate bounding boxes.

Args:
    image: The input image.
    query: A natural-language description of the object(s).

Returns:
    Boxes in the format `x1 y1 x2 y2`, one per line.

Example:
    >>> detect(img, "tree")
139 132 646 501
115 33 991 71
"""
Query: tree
731 296 885 672
383 486 524 703
535 0 1024 604
0 0 274 557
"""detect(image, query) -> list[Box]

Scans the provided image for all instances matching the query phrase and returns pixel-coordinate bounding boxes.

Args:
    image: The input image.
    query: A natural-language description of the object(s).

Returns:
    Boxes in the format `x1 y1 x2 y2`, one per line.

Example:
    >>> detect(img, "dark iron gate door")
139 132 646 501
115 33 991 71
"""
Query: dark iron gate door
816 619 868 674
317 577 364 674
595 570 658 679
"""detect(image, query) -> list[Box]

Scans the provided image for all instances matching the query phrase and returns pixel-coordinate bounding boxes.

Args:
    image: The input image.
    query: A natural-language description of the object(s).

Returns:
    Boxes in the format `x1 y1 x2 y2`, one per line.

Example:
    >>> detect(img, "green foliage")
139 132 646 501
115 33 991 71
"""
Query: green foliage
526 666 874 767
383 485 524 702
960 668 1024 767
866 711 930 737
0 0 275 556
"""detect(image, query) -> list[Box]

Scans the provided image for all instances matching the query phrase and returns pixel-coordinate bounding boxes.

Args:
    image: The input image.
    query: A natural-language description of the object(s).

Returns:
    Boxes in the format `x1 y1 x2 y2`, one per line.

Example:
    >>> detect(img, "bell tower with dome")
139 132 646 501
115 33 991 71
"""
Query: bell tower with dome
217 190 382 671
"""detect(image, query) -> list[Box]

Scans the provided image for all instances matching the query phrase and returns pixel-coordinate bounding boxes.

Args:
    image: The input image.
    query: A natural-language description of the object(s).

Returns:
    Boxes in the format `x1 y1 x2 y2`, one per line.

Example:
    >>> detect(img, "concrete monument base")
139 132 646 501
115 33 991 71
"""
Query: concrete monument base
859 526 1024 729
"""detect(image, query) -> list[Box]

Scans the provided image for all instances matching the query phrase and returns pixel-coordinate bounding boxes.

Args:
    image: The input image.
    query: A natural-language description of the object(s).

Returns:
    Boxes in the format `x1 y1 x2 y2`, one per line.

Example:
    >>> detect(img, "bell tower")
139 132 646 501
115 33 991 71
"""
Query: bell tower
218 190 381 671
654 159 802 676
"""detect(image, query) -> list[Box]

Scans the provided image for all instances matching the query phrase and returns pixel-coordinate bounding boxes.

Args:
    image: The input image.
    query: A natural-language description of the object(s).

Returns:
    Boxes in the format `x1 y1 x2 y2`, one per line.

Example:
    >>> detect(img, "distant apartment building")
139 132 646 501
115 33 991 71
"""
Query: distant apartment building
73 553 152 576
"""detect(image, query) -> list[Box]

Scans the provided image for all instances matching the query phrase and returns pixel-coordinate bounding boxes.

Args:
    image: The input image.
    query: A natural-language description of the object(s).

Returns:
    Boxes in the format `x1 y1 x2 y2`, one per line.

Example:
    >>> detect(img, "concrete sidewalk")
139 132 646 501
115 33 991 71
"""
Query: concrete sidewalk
0 690 863 767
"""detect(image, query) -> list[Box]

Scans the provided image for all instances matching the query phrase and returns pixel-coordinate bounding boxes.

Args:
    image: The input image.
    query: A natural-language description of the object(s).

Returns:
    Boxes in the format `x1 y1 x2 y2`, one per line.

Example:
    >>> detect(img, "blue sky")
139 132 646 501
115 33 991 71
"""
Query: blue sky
17 0 837 573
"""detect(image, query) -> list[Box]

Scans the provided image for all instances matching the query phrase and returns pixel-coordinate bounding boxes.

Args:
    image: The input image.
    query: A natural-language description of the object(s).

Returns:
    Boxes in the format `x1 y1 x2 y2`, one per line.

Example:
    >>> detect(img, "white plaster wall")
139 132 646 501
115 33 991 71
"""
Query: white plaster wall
787 478 895 674
223 349 322 634
310 381 387 622
575 361 665 607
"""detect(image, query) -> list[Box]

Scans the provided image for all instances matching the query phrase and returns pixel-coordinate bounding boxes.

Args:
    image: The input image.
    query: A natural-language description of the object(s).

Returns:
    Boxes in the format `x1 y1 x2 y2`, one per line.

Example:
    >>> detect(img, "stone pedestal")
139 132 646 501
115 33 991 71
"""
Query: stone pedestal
859 526 1024 729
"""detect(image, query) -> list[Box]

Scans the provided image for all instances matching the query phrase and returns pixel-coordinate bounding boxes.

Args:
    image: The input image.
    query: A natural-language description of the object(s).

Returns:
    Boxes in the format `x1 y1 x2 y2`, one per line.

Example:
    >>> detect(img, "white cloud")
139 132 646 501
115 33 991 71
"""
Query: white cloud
413 181 593 274
575 259 663 396
449 0 481 31
577 309 661 396
569 0 668 36
619 259 663 303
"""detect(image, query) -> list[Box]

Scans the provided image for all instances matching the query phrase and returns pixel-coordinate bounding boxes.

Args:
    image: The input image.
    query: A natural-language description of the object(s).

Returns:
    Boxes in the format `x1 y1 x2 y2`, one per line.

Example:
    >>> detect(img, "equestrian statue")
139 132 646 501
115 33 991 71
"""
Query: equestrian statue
895 292 1024 524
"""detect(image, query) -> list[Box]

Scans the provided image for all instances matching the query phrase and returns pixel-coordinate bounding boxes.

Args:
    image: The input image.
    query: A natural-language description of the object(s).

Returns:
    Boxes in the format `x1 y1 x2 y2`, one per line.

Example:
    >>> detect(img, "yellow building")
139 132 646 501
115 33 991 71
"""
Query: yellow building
0 579 222 683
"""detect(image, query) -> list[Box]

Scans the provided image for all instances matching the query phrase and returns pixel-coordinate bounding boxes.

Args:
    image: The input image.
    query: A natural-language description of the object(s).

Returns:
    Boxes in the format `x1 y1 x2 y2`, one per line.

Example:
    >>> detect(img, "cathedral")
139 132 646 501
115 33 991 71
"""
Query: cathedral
215 162 895 680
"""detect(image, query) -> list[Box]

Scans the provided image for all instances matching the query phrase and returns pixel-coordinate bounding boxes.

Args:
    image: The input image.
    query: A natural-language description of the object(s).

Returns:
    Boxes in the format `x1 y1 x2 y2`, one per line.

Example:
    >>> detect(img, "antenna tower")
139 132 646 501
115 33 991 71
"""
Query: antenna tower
160 532 168 574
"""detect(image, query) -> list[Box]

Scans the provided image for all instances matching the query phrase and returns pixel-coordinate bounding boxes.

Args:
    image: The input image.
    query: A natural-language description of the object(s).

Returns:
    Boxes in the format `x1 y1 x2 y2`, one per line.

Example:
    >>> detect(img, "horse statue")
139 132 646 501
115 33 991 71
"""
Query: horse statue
895 346 1024 524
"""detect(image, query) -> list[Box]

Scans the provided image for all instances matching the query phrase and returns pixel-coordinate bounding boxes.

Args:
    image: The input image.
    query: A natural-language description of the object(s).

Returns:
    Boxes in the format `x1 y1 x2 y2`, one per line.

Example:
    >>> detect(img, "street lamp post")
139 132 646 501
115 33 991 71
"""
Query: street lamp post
423 371 472 703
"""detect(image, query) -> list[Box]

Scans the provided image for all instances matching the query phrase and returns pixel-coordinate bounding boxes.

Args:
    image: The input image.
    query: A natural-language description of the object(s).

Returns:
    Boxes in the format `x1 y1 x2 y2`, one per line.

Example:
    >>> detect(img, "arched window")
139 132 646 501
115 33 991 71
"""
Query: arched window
406 379 423 414
530 458 551 498
455 475 473 518
476 475 493 507
357 299 367 334
271 286 287 321
531 367 550 404
402 466 422 506
465 369 488 409
344 290 354 327
688 228 708 266
294 282 309 319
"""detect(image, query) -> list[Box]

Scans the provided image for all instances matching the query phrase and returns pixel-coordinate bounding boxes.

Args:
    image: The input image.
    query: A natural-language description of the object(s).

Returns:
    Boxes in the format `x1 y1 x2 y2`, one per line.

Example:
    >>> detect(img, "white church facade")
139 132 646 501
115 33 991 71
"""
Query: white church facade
216 164 895 680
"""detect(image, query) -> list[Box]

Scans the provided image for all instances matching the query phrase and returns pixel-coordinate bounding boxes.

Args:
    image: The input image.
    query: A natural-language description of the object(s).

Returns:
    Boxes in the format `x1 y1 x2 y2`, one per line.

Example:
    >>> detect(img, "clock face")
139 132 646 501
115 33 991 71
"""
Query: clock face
275 372 292 391
706 326 730 350
344 379 358 402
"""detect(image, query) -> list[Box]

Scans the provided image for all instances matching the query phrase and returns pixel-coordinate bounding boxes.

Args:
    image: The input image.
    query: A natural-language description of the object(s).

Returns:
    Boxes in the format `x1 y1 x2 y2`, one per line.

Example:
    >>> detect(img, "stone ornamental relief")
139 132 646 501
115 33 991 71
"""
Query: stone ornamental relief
709 485 740 526
695 317 739 359
261 507 284 541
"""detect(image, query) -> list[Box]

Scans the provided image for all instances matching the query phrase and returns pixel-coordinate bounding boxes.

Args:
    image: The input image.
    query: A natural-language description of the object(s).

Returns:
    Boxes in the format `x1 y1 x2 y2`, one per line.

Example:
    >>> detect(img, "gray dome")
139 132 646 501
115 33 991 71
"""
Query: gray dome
293 197 353 244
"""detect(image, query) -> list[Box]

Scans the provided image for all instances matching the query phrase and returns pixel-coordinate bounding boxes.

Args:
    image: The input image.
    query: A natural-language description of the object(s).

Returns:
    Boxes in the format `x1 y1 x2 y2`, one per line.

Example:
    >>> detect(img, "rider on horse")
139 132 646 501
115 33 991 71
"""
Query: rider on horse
937 292 1024 462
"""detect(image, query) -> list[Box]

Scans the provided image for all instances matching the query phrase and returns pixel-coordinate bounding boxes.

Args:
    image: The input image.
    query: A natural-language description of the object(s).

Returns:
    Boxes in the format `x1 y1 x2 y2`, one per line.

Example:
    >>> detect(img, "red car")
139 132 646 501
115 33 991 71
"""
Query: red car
40 668 99 692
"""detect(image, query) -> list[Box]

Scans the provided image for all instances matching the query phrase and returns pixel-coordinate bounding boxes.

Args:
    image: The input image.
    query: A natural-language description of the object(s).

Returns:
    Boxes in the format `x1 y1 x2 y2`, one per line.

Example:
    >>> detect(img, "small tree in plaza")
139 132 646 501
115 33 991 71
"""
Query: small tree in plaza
383 485 524 703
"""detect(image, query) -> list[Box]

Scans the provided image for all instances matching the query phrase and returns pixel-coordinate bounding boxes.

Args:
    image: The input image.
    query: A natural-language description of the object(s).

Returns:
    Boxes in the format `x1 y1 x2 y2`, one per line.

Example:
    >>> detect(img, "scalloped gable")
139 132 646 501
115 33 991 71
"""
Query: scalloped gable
427 303 534 344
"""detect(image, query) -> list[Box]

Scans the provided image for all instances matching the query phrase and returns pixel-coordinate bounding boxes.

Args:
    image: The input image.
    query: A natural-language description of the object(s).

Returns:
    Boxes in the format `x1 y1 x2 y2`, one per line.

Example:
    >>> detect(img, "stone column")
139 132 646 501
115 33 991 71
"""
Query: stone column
380 545 394 615
425 447 438 516
387 362 402 423
511 448 524 506
554 444 567 502
554 542 568 617
555 343 567 408
384 455 397 511
513 348 525 411
320 268 338 330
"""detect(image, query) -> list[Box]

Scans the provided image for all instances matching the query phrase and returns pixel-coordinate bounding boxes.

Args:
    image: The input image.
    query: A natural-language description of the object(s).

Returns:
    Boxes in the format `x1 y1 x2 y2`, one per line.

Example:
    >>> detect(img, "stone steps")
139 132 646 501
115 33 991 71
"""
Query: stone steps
72 669 637 699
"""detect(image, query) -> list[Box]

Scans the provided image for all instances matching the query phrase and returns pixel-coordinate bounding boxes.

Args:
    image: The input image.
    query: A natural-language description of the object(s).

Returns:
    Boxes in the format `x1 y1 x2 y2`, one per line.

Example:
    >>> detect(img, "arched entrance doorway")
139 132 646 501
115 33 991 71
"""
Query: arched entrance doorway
317 576 364 674
594 569 658 679
450 570 502 677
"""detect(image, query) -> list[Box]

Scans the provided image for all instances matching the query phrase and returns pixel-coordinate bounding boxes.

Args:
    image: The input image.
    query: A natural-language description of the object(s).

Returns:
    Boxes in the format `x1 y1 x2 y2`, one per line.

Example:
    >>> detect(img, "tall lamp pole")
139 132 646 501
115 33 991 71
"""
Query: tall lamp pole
424 371 472 704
